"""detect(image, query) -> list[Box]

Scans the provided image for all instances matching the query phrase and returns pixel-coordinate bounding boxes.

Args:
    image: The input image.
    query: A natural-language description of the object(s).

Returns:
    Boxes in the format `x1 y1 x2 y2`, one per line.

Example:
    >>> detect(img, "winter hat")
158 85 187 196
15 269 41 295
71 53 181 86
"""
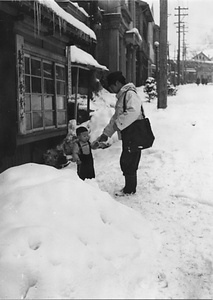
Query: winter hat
76 126 88 136
107 71 126 86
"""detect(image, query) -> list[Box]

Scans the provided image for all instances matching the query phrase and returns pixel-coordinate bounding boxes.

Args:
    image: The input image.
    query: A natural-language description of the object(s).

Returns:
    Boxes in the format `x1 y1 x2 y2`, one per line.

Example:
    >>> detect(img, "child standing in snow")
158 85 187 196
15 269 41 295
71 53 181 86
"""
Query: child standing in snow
72 126 95 180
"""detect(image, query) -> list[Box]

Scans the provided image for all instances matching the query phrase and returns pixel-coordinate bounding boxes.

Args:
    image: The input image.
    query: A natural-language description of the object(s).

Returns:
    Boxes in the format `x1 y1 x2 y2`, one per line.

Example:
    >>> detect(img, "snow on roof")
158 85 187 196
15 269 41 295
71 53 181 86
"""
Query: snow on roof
37 0 96 40
72 2 89 17
203 49 213 60
126 28 142 42
70 46 108 71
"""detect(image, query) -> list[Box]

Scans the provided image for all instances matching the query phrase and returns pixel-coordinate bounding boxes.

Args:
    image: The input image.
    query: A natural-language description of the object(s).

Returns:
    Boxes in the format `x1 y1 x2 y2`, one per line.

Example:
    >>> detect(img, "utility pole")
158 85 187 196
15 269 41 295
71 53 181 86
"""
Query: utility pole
181 24 188 83
158 0 167 109
175 6 188 85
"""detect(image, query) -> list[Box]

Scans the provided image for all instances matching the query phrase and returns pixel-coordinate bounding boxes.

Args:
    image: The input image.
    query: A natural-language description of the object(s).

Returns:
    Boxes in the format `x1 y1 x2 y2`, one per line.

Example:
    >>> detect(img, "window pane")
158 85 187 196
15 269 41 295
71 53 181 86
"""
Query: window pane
33 111 43 128
56 66 65 80
44 95 53 109
25 57 30 74
44 79 54 94
57 81 65 95
21 56 67 133
57 111 66 125
31 95 42 110
26 113 32 130
56 96 65 109
32 77 41 93
25 76 30 93
25 95 31 111
44 111 54 127
44 62 53 78
31 59 41 76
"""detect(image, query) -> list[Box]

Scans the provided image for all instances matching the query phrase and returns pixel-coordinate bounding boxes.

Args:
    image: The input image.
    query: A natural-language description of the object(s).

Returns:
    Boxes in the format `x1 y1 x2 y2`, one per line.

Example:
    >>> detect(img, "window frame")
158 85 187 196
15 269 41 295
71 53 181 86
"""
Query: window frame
23 52 67 134
16 39 68 137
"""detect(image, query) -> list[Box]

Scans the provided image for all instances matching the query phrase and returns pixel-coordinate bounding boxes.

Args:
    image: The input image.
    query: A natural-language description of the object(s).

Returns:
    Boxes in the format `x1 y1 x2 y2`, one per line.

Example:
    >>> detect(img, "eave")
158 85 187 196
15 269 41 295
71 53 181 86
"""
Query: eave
1 0 96 46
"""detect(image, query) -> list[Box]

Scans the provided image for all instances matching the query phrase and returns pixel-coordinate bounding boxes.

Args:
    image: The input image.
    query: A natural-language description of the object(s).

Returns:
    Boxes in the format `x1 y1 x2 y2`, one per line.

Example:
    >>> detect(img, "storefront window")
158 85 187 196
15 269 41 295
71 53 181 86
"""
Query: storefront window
24 55 66 132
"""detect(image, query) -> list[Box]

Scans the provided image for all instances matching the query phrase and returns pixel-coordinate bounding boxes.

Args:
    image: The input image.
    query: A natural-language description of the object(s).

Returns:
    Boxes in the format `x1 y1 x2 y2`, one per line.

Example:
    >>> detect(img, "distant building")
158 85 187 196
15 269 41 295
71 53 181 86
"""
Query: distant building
183 51 213 84
192 51 211 62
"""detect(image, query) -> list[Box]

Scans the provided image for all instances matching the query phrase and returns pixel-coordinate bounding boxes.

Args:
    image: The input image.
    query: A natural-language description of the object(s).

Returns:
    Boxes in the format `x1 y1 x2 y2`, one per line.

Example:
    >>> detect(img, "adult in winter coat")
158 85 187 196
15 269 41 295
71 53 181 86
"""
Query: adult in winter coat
96 71 144 196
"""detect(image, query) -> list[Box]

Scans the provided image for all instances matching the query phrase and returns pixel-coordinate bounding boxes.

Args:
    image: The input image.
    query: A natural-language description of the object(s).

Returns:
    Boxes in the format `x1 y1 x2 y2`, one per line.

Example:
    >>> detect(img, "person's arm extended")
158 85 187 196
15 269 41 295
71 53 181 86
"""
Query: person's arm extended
102 114 118 138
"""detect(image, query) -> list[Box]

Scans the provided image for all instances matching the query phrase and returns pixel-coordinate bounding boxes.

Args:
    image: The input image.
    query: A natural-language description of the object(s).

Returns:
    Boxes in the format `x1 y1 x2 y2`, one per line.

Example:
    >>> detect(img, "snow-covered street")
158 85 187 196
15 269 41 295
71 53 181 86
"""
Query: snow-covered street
1 83 213 299
93 83 213 298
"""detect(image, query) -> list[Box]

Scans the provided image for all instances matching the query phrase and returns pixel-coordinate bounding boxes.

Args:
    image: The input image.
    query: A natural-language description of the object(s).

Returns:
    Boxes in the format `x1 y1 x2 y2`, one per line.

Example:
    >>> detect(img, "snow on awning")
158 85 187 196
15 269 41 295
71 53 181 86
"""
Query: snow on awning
37 0 96 41
70 46 108 71
125 28 142 46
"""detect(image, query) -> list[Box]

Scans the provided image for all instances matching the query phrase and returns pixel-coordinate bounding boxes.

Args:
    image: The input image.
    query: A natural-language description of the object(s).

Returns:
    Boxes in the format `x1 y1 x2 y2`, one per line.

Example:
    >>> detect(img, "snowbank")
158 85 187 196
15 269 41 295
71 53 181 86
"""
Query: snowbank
0 163 160 299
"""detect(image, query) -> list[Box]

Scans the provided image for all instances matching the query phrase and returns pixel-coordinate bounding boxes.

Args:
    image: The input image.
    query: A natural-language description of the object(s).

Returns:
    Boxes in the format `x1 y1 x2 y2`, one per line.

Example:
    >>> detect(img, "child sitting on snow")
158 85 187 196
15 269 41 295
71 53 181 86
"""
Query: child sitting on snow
72 126 96 180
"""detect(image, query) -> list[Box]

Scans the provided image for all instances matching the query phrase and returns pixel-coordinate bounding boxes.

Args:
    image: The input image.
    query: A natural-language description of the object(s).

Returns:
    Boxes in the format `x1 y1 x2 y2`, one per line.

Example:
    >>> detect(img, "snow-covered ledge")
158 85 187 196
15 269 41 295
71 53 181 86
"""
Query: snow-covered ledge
37 0 96 40
70 46 108 71
125 28 142 46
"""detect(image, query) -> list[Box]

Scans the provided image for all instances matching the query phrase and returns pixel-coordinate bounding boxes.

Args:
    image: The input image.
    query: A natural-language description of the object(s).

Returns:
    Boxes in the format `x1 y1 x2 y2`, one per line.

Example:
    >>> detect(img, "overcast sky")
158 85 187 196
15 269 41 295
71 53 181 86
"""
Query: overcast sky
151 0 213 59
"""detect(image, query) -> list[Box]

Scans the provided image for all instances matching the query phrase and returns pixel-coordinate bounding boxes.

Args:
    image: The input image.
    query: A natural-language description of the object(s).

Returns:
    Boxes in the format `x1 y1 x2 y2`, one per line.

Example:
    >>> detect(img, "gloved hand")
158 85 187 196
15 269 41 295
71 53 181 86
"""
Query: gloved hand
91 140 100 149
98 133 108 142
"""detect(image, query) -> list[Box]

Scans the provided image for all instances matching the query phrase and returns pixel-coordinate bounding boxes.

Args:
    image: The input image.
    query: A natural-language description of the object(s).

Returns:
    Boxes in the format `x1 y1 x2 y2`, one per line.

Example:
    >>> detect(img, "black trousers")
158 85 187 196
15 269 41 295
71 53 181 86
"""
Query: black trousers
77 154 95 181
120 148 141 193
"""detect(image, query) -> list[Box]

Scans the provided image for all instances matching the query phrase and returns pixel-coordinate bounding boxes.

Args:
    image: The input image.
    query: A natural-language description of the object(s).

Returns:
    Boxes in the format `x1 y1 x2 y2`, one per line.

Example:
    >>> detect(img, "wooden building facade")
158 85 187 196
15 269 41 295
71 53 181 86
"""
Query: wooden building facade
0 0 96 172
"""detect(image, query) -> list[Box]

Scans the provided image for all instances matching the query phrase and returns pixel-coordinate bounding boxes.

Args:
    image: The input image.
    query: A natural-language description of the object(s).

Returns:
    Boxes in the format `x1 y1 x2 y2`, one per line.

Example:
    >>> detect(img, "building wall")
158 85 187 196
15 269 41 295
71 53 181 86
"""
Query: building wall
135 2 152 86
97 4 128 76
0 2 94 173
99 0 120 13
0 11 18 163
98 0 145 85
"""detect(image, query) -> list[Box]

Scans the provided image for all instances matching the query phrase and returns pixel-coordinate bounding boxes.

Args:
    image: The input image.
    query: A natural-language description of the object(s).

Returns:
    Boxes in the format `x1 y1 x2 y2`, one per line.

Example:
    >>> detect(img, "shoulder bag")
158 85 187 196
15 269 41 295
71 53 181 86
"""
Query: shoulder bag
121 90 155 151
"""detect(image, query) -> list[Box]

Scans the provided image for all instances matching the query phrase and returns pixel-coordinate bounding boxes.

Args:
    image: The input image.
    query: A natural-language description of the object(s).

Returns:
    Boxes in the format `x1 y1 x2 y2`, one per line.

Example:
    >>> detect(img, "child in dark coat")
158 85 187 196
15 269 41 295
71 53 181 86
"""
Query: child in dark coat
72 126 95 180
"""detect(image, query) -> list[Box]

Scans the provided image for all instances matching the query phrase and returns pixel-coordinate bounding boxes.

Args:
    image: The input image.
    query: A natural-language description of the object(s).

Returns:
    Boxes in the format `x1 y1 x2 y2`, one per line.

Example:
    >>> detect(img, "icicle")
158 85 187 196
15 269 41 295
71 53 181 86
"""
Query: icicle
33 1 41 37
56 15 67 36
63 19 67 33
52 12 55 35
33 1 36 37
37 2 41 36
58 15 61 36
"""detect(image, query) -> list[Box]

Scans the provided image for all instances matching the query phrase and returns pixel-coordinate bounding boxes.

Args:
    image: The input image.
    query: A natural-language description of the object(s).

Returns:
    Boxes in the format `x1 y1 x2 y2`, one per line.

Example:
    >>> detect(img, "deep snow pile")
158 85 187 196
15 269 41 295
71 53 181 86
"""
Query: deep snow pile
0 163 160 299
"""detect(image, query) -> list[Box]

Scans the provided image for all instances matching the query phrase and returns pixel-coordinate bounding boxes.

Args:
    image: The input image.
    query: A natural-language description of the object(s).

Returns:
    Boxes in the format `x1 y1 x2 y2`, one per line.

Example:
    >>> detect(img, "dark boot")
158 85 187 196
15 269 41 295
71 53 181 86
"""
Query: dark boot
123 174 137 194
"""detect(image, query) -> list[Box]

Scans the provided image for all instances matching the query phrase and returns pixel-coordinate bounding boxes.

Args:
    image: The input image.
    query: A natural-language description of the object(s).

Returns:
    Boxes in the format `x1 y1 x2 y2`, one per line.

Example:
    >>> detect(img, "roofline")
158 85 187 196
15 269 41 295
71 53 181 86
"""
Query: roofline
7 0 97 45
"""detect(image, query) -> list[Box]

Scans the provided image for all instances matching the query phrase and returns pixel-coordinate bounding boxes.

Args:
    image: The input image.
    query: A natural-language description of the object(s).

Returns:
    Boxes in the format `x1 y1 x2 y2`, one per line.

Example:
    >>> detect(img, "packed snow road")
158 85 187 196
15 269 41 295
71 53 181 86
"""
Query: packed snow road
94 83 213 298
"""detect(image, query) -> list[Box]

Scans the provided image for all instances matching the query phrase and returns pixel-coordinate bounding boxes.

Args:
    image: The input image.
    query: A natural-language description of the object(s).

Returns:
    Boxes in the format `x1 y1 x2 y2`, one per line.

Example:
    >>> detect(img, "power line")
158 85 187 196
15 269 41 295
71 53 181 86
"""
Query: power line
174 6 188 85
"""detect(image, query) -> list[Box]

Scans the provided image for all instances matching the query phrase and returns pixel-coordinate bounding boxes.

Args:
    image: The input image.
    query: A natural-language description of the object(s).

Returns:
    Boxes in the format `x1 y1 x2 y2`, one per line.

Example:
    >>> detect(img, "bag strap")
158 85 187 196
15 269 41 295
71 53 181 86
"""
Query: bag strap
123 90 145 118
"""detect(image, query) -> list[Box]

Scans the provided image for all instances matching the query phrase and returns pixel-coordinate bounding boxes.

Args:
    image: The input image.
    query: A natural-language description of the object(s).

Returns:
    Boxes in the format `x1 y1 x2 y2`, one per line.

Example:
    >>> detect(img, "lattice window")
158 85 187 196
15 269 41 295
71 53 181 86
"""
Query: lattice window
24 55 66 132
